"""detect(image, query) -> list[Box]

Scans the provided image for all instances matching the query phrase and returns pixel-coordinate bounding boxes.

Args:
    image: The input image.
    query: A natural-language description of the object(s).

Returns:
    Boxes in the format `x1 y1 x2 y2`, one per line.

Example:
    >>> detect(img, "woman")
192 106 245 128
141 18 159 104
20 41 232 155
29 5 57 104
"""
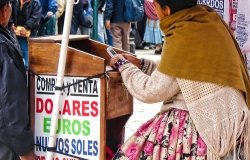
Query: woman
0 0 36 159
143 0 163 54
110 0 250 159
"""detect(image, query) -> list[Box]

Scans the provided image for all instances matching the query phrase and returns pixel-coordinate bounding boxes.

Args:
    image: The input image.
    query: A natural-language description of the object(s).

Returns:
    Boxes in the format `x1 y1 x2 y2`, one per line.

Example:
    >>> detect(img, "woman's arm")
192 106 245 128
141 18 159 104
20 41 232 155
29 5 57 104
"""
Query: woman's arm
118 63 180 103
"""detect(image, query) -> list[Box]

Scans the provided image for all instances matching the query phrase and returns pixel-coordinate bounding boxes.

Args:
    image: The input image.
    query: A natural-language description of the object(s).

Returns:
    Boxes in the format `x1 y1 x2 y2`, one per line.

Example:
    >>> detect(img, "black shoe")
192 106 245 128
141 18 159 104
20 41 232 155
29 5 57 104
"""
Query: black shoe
154 49 162 54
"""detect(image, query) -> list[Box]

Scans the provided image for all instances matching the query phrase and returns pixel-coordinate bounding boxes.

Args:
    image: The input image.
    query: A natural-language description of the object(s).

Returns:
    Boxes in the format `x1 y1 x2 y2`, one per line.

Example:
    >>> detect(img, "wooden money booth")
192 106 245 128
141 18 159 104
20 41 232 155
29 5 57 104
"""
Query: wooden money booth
28 35 133 160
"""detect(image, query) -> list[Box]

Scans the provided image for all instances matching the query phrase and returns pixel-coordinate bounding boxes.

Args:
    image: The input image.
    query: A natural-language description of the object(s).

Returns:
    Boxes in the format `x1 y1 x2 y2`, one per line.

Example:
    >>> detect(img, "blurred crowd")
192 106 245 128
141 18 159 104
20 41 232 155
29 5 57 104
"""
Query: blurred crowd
8 0 106 68
8 0 250 71
7 0 164 69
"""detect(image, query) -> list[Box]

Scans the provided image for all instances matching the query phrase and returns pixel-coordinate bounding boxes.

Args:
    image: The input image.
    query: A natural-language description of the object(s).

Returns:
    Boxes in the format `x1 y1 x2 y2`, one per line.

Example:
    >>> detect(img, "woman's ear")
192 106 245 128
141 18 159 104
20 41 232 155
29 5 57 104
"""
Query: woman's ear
164 6 171 16
2 4 8 18
0 3 11 26
0 7 4 21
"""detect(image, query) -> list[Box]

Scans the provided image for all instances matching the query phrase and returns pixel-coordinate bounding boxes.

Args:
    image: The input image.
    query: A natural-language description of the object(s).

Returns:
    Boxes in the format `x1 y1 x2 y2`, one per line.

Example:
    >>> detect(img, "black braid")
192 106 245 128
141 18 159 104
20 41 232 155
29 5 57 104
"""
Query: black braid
155 0 197 14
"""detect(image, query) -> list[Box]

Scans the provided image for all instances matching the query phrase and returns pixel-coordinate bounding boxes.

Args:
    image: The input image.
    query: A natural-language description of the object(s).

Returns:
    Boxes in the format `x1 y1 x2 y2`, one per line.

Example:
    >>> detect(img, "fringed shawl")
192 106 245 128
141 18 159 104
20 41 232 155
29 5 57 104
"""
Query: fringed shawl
158 5 250 108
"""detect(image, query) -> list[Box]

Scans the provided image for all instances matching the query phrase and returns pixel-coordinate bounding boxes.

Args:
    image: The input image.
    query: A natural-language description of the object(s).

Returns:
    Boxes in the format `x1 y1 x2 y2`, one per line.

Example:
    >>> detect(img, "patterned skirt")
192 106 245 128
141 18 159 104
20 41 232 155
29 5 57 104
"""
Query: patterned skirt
113 109 207 160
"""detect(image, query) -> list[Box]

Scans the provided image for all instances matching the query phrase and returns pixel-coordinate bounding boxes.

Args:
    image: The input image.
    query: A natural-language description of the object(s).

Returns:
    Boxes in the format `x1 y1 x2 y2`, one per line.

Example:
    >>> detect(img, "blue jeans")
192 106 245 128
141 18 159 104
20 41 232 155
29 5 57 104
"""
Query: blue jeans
70 17 90 35
105 28 113 46
97 13 105 43
17 37 28 68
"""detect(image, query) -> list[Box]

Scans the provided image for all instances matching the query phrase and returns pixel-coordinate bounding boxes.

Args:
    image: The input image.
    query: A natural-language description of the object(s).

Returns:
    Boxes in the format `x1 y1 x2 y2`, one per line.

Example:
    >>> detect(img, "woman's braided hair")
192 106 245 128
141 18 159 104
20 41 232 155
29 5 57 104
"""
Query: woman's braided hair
155 0 197 14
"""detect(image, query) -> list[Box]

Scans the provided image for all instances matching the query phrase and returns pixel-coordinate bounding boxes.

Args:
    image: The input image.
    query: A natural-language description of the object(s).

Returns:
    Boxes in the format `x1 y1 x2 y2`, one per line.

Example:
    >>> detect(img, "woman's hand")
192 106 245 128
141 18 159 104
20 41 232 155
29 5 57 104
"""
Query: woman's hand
110 53 142 70
122 53 141 68
110 54 126 68
105 20 111 30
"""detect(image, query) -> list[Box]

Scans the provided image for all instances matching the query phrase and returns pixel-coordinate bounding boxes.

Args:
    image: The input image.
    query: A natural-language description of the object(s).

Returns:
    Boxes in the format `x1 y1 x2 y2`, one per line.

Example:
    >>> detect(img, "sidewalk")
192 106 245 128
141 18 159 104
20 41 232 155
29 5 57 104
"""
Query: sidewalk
124 49 162 140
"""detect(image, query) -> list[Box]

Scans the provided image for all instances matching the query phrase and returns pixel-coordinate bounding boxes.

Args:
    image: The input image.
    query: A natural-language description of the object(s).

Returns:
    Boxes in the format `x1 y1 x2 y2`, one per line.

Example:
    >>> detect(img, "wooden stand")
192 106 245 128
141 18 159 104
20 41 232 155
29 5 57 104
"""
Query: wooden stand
28 35 133 159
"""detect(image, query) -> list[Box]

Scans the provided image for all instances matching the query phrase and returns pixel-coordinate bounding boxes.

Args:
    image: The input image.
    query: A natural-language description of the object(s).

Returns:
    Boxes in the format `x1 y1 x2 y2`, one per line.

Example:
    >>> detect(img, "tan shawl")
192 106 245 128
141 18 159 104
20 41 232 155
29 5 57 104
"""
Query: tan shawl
158 5 250 108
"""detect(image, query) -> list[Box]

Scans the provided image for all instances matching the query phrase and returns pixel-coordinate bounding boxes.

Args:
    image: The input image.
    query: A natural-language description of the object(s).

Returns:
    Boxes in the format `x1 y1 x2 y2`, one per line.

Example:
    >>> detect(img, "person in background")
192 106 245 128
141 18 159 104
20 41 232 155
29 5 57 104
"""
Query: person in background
93 0 113 46
37 0 57 36
104 0 130 51
95 0 105 43
130 23 143 49
10 0 42 68
0 0 36 159
56 0 66 34
143 0 163 54
70 0 93 35
56 0 65 34
110 0 250 159
105 24 113 46
137 8 147 49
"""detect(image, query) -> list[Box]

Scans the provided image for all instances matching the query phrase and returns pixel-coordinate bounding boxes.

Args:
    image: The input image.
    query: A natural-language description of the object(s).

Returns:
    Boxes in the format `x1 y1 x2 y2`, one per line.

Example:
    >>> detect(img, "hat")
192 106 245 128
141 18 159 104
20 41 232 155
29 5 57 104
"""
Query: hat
0 0 11 7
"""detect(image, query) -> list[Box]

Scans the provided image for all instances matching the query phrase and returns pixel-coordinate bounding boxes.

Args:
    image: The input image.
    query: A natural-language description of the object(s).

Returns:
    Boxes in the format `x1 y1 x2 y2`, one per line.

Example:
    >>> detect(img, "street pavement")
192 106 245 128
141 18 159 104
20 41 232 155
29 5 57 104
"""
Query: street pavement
124 49 162 140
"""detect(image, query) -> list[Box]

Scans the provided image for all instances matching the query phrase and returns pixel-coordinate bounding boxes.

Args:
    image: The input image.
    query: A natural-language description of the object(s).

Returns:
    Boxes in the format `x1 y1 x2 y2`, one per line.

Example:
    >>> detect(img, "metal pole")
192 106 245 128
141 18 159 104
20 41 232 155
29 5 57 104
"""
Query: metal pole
91 0 98 40
46 0 77 159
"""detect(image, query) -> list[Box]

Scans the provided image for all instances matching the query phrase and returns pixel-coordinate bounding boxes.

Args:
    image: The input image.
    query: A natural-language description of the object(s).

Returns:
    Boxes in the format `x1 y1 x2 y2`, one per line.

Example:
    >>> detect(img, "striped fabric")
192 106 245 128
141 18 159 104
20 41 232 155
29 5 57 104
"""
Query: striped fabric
144 0 159 20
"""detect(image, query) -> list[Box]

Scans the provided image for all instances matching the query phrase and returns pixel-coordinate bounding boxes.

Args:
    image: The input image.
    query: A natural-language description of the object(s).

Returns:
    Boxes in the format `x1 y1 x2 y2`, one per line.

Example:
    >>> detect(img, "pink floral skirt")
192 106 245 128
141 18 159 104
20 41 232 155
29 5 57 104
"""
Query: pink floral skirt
113 109 207 160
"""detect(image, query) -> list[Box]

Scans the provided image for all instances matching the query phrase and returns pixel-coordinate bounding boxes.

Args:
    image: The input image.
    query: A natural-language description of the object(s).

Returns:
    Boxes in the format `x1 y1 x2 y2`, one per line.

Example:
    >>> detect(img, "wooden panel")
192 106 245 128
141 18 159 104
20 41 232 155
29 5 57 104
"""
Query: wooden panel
69 38 131 65
106 72 133 119
29 41 105 76
29 35 89 43
29 74 36 134
28 36 133 159
30 35 133 67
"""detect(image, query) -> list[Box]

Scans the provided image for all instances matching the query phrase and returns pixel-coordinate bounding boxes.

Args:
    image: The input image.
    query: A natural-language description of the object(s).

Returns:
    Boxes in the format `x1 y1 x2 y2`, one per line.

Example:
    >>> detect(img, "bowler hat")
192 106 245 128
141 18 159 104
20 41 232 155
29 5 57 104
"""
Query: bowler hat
0 0 11 7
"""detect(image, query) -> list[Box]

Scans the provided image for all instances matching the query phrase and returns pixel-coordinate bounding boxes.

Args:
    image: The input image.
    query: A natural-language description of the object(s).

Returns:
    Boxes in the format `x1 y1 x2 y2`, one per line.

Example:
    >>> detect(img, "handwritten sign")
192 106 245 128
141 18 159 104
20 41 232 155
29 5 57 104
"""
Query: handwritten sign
34 75 101 160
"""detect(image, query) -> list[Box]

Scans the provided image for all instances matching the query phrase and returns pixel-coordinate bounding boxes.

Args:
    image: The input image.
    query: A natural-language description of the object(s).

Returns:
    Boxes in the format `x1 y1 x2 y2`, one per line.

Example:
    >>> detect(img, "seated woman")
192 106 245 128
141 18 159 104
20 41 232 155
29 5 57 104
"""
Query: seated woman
110 0 250 159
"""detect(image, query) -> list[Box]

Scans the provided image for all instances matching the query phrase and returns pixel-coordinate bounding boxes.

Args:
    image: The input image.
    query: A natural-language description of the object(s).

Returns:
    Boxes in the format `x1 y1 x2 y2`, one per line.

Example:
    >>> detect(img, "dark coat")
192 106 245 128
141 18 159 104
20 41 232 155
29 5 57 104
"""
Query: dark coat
39 0 58 16
104 0 126 23
0 25 33 159
10 0 42 37
72 0 92 27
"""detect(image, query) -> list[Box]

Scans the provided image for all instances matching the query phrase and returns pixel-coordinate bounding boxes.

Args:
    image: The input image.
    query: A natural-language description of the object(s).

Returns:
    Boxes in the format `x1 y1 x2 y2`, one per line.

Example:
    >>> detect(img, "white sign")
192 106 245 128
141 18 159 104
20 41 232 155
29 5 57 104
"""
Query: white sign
197 0 229 20
236 0 250 71
34 75 101 160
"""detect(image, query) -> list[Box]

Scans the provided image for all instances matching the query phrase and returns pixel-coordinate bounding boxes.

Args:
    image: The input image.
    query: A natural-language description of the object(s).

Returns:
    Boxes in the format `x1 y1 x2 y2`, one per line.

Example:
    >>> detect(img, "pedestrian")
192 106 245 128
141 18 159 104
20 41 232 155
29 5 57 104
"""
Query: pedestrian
70 0 93 35
143 0 163 54
136 11 147 49
56 0 65 34
37 0 58 36
96 0 105 43
0 0 36 159
110 0 250 159
89 0 105 43
104 0 130 52
10 0 42 68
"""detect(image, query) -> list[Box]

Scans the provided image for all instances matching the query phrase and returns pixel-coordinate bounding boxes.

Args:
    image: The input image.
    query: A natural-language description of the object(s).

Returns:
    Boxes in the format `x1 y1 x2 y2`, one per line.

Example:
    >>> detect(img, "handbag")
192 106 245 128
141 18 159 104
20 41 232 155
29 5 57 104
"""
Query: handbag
81 9 93 28
123 0 144 22
81 0 93 28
